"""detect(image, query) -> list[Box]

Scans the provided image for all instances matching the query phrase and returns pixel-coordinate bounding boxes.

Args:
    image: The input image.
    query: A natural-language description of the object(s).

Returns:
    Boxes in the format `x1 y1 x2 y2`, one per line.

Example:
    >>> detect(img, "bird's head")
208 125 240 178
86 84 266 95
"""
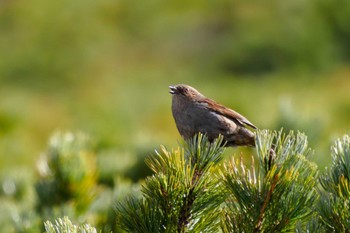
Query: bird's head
169 84 204 101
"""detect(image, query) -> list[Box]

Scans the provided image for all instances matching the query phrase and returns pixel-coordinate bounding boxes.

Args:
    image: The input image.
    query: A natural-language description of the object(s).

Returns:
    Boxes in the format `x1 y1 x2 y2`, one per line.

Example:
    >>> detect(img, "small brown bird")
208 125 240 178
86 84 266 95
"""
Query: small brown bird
169 84 257 147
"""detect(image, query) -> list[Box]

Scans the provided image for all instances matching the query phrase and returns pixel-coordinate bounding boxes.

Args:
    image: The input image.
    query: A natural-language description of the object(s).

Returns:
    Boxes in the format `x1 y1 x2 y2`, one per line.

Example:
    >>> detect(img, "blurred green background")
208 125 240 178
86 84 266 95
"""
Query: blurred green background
1 0 350 231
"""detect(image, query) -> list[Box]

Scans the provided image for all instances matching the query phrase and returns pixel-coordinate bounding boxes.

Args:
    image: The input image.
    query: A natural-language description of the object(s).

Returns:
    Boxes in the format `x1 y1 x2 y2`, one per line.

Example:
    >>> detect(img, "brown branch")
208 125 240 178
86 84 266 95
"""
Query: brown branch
253 174 279 233
177 188 195 233
177 169 203 233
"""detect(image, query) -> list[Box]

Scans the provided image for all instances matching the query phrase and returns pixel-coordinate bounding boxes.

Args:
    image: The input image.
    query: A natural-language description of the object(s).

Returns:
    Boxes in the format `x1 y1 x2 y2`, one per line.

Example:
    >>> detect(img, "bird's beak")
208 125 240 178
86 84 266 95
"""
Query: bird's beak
169 86 177 94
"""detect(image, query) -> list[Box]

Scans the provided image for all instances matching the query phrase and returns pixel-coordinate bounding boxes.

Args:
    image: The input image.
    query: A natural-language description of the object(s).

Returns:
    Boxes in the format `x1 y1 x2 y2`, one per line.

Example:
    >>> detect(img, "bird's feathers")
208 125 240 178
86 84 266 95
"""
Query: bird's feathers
198 98 257 130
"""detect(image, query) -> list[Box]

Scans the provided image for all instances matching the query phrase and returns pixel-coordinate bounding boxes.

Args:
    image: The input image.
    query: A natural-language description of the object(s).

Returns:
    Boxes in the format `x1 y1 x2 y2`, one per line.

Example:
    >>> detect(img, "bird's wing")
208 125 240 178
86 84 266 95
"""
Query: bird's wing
199 98 258 130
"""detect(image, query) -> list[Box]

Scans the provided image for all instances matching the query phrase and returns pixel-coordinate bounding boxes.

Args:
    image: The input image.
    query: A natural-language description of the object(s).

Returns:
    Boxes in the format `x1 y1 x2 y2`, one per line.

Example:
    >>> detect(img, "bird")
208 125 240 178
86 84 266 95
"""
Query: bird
169 84 257 147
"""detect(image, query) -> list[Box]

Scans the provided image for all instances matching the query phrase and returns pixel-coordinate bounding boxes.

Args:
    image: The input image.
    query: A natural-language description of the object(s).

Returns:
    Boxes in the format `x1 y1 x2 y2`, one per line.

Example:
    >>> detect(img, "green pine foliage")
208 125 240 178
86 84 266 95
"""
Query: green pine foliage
3 129 350 232
220 130 318 232
35 131 98 221
318 135 350 232
44 216 98 233
116 134 226 232
116 130 350 232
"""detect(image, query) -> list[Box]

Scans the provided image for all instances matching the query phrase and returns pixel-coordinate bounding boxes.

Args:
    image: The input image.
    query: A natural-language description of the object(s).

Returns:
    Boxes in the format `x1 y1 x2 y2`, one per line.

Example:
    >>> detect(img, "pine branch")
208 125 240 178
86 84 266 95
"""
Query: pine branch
116 133 226 233
220 129 318 232
36 131 97 212
318 135 350 232
115 196 170 233
253 173 278 233
44 216 98 233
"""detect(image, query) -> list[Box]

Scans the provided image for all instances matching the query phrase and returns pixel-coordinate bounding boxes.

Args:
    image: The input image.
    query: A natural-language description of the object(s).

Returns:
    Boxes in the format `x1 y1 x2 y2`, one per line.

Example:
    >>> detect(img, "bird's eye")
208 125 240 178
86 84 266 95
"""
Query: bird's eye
180 87 188 95
176 87 184 94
